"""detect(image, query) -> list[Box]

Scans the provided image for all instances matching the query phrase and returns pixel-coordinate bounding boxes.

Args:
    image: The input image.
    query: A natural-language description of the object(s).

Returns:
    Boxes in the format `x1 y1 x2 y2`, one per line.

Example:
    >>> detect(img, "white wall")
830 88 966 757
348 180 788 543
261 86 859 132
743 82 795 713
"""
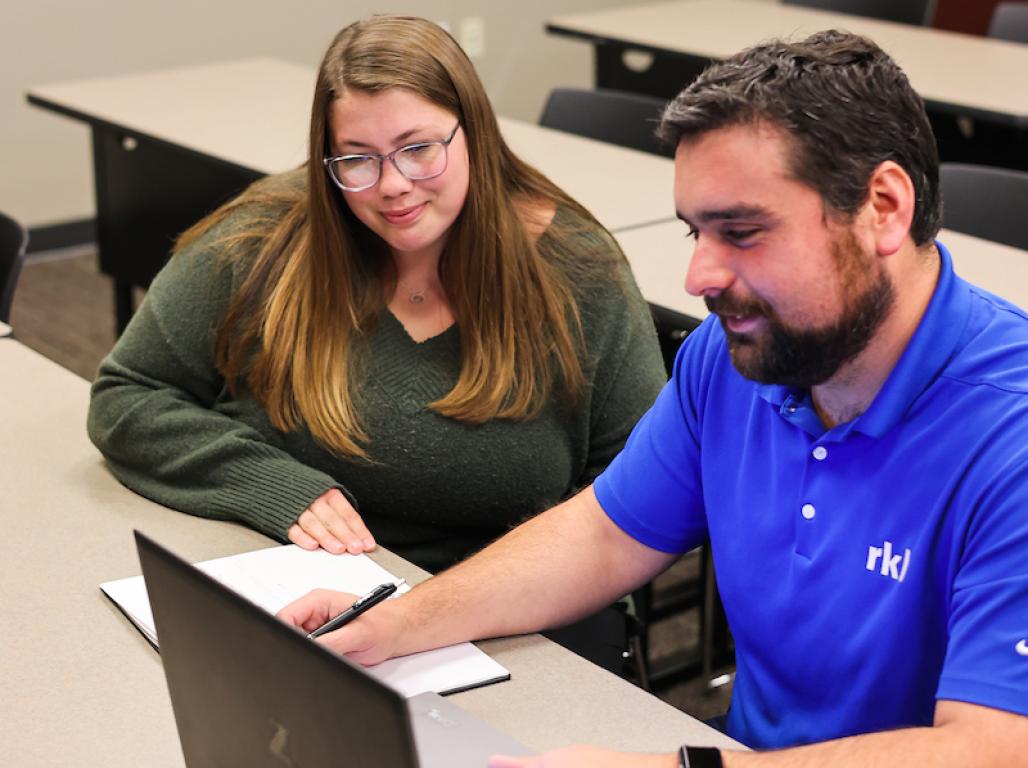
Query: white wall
1 0 663 229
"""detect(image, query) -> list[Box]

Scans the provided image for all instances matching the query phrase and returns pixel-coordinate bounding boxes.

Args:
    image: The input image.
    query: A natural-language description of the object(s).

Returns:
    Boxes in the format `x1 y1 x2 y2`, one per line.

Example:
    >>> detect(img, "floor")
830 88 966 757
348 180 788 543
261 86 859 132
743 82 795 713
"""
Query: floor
11 249 735 723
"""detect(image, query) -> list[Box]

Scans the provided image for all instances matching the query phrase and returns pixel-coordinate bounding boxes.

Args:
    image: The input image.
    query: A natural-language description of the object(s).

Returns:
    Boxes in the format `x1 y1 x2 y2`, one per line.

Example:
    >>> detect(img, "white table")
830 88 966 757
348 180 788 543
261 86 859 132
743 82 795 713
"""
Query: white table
548 0 1028 127
616 220 1028 320
28 59 675 332
0 340 739 767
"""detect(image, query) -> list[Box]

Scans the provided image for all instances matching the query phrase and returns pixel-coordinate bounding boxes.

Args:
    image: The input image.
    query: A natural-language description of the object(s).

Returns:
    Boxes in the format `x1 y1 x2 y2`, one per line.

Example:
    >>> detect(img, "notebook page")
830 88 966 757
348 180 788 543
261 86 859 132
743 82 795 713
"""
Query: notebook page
100 544 509 697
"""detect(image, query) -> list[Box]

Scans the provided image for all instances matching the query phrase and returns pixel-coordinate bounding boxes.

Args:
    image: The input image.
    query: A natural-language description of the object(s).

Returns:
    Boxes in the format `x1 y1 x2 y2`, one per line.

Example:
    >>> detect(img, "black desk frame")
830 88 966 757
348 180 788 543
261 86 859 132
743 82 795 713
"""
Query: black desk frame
28 94 264 334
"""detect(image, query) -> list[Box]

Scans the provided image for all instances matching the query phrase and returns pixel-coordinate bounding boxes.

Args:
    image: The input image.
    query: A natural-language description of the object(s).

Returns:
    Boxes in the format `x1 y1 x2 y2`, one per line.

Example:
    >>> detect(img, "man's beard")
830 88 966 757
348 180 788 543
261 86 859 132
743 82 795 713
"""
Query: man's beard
706 229 896 389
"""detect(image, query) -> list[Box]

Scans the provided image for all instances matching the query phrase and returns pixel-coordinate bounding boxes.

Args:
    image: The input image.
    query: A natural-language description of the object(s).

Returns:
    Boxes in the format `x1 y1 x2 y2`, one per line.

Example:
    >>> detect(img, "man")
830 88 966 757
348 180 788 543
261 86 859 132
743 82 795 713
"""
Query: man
280 30 1028 767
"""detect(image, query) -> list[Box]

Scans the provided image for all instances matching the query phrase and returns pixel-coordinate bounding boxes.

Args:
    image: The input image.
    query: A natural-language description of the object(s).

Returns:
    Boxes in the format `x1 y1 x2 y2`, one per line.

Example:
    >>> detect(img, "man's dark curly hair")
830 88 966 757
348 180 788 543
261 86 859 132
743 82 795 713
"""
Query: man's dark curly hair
658 30 941 245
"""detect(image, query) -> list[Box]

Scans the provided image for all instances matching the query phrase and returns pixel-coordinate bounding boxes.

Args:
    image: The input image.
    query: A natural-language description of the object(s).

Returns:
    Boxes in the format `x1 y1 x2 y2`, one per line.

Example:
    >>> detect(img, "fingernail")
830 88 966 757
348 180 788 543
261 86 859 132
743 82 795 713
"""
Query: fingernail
363 538 375 549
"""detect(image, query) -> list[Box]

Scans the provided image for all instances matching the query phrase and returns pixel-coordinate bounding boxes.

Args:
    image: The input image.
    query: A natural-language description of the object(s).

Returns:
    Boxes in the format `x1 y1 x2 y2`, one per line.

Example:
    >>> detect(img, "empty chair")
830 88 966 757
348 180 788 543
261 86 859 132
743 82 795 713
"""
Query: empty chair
988 2 1028 43
0 211 29 324
940 163 1028 251
782 0 935 26
539 87 673 158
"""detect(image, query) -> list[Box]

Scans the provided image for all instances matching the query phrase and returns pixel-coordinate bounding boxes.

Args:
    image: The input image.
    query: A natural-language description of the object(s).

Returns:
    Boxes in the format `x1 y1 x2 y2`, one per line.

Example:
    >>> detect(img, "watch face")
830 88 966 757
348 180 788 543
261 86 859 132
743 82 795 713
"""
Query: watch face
685 746 724 768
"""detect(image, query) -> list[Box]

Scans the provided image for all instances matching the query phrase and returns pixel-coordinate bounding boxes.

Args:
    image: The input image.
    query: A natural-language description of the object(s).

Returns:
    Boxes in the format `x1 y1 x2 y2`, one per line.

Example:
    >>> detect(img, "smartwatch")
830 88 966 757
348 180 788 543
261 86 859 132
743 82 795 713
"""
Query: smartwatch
677 745 724 768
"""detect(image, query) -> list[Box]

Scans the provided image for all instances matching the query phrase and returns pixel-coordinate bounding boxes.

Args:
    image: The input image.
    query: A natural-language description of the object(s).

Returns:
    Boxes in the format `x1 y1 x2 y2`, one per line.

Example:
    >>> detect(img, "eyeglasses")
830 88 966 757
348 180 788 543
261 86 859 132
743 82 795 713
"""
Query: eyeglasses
323 123 461 192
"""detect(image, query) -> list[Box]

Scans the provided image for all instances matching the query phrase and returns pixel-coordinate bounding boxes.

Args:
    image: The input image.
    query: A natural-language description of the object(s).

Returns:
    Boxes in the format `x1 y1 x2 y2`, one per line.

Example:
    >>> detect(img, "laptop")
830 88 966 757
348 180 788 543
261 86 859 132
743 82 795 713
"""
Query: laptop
135 531 531 768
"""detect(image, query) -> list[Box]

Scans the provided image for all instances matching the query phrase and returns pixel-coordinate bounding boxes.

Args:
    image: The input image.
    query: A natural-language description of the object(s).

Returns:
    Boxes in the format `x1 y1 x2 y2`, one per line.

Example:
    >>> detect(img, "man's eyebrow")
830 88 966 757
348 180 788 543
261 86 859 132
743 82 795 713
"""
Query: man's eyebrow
693 205 773 223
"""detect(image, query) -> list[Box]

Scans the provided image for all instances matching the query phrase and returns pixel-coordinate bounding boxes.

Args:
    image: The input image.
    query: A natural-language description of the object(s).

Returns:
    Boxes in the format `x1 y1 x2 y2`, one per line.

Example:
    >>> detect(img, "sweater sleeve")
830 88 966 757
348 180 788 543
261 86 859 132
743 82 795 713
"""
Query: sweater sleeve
575 243 668 489
86 221 346 541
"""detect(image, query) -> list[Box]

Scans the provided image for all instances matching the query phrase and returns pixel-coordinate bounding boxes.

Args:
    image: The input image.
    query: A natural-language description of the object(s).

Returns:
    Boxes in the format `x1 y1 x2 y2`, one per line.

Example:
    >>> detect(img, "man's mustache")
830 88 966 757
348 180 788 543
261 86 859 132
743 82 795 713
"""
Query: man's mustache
704 291 772 318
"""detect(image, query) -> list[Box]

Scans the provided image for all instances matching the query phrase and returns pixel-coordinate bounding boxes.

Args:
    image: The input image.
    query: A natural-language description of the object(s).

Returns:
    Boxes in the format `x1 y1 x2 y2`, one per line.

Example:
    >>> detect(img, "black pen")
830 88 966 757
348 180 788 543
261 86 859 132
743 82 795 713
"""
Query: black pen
306 579 405 640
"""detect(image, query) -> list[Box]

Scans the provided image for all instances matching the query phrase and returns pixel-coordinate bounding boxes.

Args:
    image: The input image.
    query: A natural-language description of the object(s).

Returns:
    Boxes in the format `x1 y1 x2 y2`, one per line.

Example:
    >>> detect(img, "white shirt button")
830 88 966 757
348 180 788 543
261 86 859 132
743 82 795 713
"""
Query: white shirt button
812 446 828 461
801 503 816 520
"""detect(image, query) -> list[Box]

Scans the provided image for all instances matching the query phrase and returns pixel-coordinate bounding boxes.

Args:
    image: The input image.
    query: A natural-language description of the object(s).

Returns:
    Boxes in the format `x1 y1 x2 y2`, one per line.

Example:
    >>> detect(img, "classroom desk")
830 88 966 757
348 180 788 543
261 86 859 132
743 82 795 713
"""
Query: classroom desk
0 340 739 767
27 58 675 334
547 0 1028 128
616 220 1028 321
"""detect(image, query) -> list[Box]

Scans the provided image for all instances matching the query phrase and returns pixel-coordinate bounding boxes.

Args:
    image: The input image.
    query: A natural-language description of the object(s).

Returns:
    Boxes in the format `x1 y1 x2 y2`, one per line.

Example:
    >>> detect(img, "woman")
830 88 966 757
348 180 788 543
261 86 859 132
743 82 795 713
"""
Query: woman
87 16 665 669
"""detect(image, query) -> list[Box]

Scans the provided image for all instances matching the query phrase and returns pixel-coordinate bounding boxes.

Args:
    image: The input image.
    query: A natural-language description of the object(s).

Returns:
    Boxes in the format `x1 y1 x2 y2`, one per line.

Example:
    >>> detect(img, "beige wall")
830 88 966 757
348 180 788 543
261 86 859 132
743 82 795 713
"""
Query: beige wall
1 0 664 229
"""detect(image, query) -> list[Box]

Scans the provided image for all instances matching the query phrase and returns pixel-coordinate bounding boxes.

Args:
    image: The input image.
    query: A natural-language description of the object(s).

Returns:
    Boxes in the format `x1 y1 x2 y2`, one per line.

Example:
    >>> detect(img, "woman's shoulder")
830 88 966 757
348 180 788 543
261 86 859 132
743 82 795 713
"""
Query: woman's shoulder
536 202 631 288
223 167 308 229
542 204 624 262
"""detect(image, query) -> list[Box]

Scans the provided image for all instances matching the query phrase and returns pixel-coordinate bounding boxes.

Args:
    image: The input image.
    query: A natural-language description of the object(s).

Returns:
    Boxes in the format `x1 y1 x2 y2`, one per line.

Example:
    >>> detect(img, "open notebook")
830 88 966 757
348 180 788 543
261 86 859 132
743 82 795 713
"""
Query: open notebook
101 544 510 698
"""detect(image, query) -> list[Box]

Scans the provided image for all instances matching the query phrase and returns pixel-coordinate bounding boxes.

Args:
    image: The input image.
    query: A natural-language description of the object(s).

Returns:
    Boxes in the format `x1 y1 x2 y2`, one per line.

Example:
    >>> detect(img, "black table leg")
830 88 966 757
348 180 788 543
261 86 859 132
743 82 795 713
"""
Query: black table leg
114 279 135 336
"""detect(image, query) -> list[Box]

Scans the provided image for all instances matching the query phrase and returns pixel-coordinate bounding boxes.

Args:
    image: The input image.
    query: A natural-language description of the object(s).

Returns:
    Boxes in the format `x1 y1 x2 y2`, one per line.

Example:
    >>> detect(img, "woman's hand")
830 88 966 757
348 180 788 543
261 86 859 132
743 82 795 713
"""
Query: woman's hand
287 488 376 554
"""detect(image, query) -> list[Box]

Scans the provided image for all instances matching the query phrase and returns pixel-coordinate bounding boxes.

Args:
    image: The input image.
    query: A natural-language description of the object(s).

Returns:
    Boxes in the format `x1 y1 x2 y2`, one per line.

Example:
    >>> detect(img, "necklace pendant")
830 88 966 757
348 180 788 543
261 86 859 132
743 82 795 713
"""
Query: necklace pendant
409 291 426 305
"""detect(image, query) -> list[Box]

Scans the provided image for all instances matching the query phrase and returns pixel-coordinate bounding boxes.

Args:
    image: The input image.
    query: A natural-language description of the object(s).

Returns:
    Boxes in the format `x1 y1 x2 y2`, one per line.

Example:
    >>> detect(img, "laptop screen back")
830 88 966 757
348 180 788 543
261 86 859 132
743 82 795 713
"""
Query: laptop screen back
136 531 420 768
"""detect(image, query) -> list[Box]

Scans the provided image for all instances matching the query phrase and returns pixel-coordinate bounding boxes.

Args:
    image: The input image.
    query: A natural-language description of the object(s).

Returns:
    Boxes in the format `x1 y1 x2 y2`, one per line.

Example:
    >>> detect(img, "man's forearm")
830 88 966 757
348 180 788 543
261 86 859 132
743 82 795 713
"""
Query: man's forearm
721 701 1027 768
393 485 676 655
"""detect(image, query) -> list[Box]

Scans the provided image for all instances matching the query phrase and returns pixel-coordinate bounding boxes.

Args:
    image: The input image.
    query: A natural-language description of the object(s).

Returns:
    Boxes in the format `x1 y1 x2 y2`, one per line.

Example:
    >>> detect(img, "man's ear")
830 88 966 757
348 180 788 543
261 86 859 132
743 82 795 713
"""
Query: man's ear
865 160 916 257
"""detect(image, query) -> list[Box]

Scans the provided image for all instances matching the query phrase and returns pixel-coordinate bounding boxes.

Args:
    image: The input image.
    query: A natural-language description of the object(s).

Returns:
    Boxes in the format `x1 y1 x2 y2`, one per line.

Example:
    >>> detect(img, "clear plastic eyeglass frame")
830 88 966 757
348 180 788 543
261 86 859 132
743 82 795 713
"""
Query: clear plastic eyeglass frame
323 123 461 192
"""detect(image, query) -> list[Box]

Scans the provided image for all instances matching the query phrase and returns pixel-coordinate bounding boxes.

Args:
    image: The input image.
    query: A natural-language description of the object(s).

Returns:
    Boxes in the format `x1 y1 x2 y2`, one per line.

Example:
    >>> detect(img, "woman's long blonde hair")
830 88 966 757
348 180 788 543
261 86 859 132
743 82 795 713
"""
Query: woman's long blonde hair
178 16 610 457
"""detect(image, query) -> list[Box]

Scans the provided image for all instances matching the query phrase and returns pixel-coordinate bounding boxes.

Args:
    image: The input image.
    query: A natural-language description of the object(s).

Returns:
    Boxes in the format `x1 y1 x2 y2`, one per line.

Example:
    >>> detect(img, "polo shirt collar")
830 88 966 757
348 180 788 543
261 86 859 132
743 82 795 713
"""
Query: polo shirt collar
755 240 970 439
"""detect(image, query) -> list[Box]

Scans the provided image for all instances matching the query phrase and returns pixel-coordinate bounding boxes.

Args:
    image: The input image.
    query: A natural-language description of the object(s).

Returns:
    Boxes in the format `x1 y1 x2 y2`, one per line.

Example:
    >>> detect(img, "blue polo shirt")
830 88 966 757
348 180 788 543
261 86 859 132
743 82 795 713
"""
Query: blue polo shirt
595 242 1028 749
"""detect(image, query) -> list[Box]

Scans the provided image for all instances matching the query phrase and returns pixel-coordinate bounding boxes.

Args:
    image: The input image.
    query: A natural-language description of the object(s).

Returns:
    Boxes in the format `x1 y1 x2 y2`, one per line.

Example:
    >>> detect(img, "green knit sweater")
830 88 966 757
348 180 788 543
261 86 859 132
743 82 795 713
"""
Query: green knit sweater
87 174 666 573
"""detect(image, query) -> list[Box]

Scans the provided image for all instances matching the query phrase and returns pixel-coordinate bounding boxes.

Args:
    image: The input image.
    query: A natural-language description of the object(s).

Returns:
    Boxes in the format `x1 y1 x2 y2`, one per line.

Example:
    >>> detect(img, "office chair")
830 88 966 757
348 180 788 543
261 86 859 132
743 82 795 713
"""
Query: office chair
988 3 1028 44
940 163 1028 251
649 303 701 376
539 87 674 159
0 211 29 325
782 0 935 26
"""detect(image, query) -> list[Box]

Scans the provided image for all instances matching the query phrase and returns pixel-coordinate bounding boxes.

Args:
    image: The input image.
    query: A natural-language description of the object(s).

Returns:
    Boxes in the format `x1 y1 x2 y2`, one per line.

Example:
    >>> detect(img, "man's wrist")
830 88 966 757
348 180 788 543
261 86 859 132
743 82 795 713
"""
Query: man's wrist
678 745 724 768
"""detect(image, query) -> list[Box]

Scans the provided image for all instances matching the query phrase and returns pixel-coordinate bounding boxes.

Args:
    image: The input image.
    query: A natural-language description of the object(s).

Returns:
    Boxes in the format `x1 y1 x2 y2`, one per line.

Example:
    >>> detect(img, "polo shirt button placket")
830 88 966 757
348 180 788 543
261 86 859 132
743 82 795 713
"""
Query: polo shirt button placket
812 445 828 461
794 500 817 559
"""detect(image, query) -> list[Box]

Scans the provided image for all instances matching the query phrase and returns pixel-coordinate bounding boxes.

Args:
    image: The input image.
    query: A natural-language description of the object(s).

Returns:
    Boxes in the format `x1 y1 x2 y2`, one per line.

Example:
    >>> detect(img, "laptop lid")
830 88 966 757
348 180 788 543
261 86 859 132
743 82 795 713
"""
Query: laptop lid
136 532 527 768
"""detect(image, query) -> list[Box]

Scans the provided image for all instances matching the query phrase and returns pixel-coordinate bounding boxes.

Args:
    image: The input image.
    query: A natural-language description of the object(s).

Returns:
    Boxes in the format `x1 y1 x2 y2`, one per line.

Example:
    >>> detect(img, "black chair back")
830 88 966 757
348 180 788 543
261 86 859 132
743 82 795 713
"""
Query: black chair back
988 2 1028 43
649 303 701 377
539 87 673 158
0 212 29 324
940 163 1028 251
782 0 935 25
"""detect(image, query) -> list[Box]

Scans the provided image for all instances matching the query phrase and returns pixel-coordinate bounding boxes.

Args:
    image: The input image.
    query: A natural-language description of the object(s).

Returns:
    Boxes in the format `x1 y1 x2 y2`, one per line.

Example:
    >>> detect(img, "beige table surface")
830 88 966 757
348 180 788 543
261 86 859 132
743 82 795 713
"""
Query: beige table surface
549 0 1028 125
616 221 1028 320
0 341 739 767
28 58 676 233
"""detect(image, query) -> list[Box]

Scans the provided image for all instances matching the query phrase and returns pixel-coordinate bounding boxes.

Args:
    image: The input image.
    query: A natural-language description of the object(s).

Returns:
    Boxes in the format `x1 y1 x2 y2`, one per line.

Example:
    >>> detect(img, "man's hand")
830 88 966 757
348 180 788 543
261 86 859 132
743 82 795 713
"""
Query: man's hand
488 746 676 768
275 588 408 666
288 488 375 554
